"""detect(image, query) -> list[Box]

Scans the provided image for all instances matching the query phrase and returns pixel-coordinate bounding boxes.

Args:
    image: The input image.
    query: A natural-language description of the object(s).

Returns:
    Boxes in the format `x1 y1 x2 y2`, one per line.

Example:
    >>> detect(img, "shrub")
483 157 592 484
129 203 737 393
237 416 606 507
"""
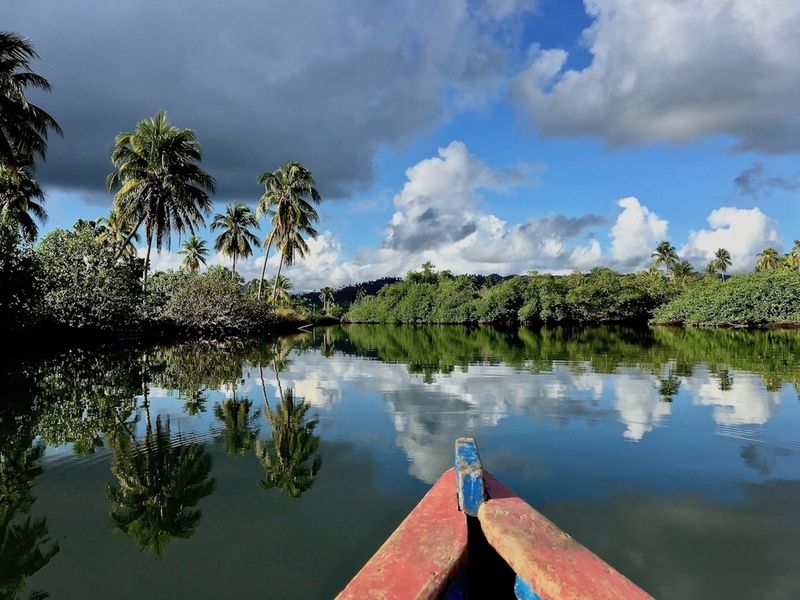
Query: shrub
163 266 274 334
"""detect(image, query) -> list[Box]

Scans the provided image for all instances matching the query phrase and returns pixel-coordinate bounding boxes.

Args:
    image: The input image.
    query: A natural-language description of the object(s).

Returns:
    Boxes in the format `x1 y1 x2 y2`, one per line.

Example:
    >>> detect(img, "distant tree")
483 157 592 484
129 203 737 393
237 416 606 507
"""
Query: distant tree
269 274 293 304
756 247 780 272
211 203 259 273
177 235 208 273
651 241 679 275
671 260 695 282
711 248 732 278
255 161 320 301
783 240 800 270
0 162 45 241
319 286 335 311
0 31 62 167
96 209 140 260
107 111 215 295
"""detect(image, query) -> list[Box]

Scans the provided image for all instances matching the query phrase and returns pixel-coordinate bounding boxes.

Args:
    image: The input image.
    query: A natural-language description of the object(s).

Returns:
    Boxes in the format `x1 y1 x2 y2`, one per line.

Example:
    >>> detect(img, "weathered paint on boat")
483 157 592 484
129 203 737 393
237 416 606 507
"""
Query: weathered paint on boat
336 468 468 600
337 438 652 599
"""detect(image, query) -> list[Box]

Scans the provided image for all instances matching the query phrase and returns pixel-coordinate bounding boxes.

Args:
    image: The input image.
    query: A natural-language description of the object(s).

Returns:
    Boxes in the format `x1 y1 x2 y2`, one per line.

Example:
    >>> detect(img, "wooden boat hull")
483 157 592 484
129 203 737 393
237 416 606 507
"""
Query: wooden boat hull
337 438 652 600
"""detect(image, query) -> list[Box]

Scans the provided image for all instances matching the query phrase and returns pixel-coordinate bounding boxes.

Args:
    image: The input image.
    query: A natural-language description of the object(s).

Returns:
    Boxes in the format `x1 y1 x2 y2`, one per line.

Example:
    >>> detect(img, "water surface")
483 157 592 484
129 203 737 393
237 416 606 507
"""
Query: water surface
3 325 800 599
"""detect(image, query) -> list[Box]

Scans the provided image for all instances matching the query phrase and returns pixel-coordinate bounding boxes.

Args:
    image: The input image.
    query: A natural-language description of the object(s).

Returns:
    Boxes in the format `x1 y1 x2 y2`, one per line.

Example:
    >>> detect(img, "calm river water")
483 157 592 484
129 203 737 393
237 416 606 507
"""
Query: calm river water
3 325 800 599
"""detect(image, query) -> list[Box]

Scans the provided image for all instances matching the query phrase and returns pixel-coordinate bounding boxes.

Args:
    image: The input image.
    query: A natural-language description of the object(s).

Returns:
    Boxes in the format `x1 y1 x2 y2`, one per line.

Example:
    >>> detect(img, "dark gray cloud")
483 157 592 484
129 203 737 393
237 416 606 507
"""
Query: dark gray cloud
734 162 800 198
2 0 529 204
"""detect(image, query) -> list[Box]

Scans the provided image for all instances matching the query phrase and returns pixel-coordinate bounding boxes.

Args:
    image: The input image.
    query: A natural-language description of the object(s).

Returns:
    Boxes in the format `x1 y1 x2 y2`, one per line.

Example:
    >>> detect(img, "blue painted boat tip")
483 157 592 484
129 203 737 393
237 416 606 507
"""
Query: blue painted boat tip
454 437 485 516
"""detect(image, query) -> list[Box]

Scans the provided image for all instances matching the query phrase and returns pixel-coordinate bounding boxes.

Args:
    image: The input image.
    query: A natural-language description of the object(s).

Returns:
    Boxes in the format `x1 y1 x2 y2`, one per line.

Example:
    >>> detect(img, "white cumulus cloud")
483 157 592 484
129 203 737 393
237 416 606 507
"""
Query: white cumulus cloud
680 207 781 271
512 0 800 152
609 197 669 268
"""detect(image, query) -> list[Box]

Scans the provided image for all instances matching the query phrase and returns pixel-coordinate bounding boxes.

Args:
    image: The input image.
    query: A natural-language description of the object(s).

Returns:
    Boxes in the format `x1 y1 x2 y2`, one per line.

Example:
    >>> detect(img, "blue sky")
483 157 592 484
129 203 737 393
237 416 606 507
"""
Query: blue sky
5 0 799 290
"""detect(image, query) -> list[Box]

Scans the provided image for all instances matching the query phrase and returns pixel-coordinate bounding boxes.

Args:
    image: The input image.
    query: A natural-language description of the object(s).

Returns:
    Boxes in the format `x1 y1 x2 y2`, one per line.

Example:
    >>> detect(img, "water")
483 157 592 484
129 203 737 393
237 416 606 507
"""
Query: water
3 325 800 599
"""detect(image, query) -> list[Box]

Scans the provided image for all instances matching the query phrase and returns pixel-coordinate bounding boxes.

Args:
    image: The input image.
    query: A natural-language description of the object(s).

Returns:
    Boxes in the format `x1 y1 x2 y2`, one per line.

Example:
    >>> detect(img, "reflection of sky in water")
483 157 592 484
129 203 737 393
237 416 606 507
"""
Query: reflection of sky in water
20 330 800 600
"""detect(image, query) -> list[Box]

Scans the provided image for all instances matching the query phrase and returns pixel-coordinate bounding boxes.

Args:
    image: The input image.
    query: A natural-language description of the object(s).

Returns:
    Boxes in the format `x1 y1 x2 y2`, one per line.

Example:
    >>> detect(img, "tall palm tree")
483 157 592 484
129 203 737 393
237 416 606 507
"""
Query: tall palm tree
756 247 780 272
0 161 45 241
269 274 293 304
784 240 800 270
712 248 732 278
319 286 335 311
96 209 140 259
177 234 208 272
211 202 259 273
651 241 679 275
255 161 321 300
106 111 215 295
0 32 62 167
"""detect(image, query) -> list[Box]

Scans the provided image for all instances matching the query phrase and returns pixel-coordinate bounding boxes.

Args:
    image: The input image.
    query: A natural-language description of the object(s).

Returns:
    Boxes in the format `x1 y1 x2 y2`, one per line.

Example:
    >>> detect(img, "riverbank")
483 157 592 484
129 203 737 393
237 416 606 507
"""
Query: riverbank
343 268 800 330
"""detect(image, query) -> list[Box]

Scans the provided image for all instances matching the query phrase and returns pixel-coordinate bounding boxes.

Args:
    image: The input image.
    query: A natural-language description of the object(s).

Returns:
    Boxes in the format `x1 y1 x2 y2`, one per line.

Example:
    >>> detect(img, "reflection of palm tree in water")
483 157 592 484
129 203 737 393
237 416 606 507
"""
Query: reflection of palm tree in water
213 391 259 456
182 389 207 416
0 441 59 599
107 399 215 559
256 353 322 498
657 371 681 402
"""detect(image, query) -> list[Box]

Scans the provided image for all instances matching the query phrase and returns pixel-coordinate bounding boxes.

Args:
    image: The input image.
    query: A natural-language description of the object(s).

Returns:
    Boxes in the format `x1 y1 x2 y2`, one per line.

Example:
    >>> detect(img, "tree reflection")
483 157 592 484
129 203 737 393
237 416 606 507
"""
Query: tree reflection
107 414 214 559
0 438 58 599
657 371 681 402
213 393 259 456
257 360 322 499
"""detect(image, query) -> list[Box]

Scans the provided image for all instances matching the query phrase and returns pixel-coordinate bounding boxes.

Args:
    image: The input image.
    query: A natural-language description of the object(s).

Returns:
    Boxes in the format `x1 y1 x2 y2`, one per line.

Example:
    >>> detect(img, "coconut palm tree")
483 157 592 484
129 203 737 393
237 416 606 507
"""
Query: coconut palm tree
0 161 45 241
96 209 140 259
319 287 335 312
651 241 679 275
711 248 732 278
756 247 780 272
269 274 293 304
106 111 215 295
177 234 208 272
671 260 695 281
255 161 321 300
0 32 62 167
211 202 259 273
784 240 800 270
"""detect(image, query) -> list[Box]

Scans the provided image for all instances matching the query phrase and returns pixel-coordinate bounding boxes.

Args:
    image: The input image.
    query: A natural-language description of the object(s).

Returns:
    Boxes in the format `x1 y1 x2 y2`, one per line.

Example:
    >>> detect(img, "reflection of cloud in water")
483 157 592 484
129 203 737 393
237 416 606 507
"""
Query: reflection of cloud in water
612 371 671 441
685 369 781 425
258 354 785 483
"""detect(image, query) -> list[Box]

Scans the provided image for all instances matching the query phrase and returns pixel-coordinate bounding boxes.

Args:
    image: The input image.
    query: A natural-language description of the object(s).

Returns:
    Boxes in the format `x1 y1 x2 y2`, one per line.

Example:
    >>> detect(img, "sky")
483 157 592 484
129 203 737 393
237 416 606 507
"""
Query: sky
3 0 799 291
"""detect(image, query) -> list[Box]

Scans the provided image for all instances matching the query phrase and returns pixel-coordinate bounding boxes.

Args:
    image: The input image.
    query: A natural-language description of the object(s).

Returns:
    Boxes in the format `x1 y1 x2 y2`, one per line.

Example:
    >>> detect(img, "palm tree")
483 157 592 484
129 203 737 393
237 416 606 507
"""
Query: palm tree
651 241 679 275
671 260 694 281
712 248 732 278
255 161 321 300
756 247 780 272
0 32 62 167
257 388 322 498
177 234 208 272
269 274 293 304
784 240 800 270
96 209 140 259
0 161 45 241
319 287 335 312
106 111 215 295
211 202 259 273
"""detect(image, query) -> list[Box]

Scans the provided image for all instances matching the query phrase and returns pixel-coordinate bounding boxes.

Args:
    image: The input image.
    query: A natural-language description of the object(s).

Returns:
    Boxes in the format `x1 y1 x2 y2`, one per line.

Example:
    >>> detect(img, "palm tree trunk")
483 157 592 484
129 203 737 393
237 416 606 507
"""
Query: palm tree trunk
113 214 146 262
257 233 273 300
232 252 237 274
272 252 285 302
142 232 152 296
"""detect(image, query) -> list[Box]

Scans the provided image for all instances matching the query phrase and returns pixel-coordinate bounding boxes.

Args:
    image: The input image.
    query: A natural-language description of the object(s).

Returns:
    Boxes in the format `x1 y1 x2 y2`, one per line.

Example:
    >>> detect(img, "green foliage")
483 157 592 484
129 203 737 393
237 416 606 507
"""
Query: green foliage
0 223 40 332
653 271 800 327
162 266 274 334
36 221 142 331
345 268 678 325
